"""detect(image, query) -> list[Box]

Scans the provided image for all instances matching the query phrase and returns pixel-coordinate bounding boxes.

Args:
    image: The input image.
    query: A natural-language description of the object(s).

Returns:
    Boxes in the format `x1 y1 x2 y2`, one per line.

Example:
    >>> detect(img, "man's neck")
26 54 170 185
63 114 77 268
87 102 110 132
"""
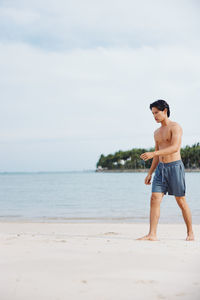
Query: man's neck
161 118 170 127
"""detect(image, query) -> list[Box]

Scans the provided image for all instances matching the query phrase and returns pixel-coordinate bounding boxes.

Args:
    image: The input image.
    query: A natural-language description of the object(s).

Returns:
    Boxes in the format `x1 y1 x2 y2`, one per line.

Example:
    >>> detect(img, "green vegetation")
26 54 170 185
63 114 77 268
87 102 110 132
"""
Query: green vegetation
96 143 200 170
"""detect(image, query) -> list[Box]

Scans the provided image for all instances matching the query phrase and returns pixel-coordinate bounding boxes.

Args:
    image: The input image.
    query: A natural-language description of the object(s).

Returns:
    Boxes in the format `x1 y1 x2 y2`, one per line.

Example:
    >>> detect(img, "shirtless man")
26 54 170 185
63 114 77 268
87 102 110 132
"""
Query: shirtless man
137 100 194 241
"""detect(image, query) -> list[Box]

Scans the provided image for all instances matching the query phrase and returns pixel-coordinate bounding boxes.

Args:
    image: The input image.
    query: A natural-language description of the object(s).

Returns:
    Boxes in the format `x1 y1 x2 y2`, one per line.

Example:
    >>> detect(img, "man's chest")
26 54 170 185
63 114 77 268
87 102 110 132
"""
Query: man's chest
155 128 172 144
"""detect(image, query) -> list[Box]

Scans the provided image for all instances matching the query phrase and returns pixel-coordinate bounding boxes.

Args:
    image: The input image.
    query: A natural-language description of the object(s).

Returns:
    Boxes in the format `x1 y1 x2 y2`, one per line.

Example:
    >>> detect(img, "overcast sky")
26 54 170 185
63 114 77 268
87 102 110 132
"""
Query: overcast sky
0 0 200 172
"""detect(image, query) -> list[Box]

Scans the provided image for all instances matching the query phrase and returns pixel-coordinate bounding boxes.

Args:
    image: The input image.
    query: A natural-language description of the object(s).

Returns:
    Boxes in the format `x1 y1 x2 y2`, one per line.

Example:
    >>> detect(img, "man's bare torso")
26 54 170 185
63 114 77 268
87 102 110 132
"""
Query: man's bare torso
154 121 182 163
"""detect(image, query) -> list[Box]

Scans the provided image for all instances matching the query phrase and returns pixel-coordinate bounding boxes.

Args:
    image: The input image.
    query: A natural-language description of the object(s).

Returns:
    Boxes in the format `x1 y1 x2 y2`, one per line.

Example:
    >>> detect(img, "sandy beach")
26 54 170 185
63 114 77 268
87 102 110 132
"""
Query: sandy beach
0 222 200 300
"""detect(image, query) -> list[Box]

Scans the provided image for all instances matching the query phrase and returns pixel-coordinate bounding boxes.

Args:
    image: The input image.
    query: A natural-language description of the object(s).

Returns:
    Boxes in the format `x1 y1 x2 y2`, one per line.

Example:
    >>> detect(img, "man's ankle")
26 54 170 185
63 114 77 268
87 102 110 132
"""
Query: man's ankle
187 230 194 235
148 232 157 237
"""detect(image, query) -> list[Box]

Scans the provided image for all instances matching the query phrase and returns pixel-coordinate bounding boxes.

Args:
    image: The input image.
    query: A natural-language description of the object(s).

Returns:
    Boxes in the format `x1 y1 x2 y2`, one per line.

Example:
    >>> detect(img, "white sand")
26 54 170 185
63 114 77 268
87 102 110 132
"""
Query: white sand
0 222 200 300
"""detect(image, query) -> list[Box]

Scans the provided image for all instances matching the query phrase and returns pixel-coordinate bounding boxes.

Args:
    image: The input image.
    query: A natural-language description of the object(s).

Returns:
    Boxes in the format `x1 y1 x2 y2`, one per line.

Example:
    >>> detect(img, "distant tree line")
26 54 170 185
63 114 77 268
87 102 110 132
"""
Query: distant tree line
96 143 200 170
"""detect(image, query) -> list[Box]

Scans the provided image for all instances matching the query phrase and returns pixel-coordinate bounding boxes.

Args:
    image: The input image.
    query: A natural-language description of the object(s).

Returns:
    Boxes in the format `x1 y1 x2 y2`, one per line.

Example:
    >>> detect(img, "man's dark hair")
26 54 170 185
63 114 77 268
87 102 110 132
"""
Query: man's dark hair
149 99 170 117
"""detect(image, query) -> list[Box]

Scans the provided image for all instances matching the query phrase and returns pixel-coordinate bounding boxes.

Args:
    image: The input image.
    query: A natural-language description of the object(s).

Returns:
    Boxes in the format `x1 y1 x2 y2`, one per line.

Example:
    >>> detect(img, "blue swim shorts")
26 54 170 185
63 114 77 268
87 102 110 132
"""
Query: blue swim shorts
152 160 186 197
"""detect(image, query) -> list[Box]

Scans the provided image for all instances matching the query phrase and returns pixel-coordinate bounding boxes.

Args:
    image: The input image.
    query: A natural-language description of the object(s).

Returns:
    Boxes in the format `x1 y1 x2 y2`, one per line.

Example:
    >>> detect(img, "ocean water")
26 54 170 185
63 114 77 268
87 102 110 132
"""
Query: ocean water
0 171 199 223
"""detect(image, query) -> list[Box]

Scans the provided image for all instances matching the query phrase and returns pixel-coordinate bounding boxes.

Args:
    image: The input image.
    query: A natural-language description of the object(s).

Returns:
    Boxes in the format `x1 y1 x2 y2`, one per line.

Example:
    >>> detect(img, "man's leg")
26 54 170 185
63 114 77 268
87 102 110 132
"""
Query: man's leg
137 192 164 241
175 196 194 241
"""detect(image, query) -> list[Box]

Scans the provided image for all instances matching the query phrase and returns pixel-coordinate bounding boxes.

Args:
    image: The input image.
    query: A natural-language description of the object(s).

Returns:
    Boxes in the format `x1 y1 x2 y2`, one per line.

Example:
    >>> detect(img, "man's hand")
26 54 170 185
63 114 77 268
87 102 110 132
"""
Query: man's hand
145 174 152 185
140 151 156 161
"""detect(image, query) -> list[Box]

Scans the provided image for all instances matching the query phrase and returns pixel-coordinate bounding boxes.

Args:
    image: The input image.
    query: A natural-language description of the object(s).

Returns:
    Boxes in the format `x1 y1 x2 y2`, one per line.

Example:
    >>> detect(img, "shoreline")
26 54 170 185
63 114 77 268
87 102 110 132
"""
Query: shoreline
96 168 200 173
1 220 199 226
0 219 200 224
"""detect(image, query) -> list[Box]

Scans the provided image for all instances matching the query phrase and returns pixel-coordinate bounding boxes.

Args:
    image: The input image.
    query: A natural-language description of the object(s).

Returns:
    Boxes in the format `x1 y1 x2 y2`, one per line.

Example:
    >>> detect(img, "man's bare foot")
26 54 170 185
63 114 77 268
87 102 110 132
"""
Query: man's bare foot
186 232 195 241
136 234 159 241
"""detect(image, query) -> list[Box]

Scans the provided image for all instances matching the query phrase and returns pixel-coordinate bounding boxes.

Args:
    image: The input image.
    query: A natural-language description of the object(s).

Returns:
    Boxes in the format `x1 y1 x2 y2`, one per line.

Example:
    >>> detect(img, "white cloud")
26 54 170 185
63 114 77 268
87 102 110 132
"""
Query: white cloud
0 0 200 49
0 7 39 24
1 42 200 142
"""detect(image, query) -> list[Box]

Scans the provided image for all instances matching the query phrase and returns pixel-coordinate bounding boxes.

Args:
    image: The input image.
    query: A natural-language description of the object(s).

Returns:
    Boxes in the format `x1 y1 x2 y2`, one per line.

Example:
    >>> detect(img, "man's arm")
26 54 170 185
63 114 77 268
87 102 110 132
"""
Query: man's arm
148 141 159 175
143 140 159 185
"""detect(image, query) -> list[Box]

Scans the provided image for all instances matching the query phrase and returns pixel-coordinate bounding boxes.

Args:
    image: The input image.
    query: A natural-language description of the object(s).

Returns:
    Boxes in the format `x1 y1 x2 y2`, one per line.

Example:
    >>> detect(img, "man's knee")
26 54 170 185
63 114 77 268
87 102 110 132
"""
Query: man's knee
176 196 187 210
150 193 163 206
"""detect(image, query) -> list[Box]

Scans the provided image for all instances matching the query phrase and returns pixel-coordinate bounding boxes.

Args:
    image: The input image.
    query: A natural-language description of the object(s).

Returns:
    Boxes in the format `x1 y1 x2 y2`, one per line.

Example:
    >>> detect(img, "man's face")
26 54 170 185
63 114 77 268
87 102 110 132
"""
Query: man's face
151 107 166 122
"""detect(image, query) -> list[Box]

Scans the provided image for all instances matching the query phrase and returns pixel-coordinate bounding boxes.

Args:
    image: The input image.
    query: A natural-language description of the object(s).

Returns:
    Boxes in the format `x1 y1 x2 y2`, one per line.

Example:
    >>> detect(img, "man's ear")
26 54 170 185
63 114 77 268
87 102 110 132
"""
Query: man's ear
164 108 168 115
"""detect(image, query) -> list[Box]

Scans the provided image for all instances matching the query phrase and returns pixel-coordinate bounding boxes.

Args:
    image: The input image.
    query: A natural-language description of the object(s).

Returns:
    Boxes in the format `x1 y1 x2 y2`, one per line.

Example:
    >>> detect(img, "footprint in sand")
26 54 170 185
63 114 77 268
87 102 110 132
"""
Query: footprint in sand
175 292 186 297
193 282 200 285
81 280 87 284
54 239 67 243
135 279 157 284
157 294 166 299
104 232 119 235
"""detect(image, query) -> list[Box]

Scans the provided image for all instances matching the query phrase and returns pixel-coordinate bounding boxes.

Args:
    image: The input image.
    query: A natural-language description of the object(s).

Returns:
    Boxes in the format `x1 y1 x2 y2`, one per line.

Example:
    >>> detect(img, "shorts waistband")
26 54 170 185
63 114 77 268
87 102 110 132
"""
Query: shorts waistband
158 160 183 167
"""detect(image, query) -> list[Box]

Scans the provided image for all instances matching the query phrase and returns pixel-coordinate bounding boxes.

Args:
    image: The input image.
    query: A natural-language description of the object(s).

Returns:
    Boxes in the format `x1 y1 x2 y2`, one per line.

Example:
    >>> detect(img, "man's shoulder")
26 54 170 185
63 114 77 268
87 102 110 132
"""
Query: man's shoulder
154 128 160 135
170 121 182 130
